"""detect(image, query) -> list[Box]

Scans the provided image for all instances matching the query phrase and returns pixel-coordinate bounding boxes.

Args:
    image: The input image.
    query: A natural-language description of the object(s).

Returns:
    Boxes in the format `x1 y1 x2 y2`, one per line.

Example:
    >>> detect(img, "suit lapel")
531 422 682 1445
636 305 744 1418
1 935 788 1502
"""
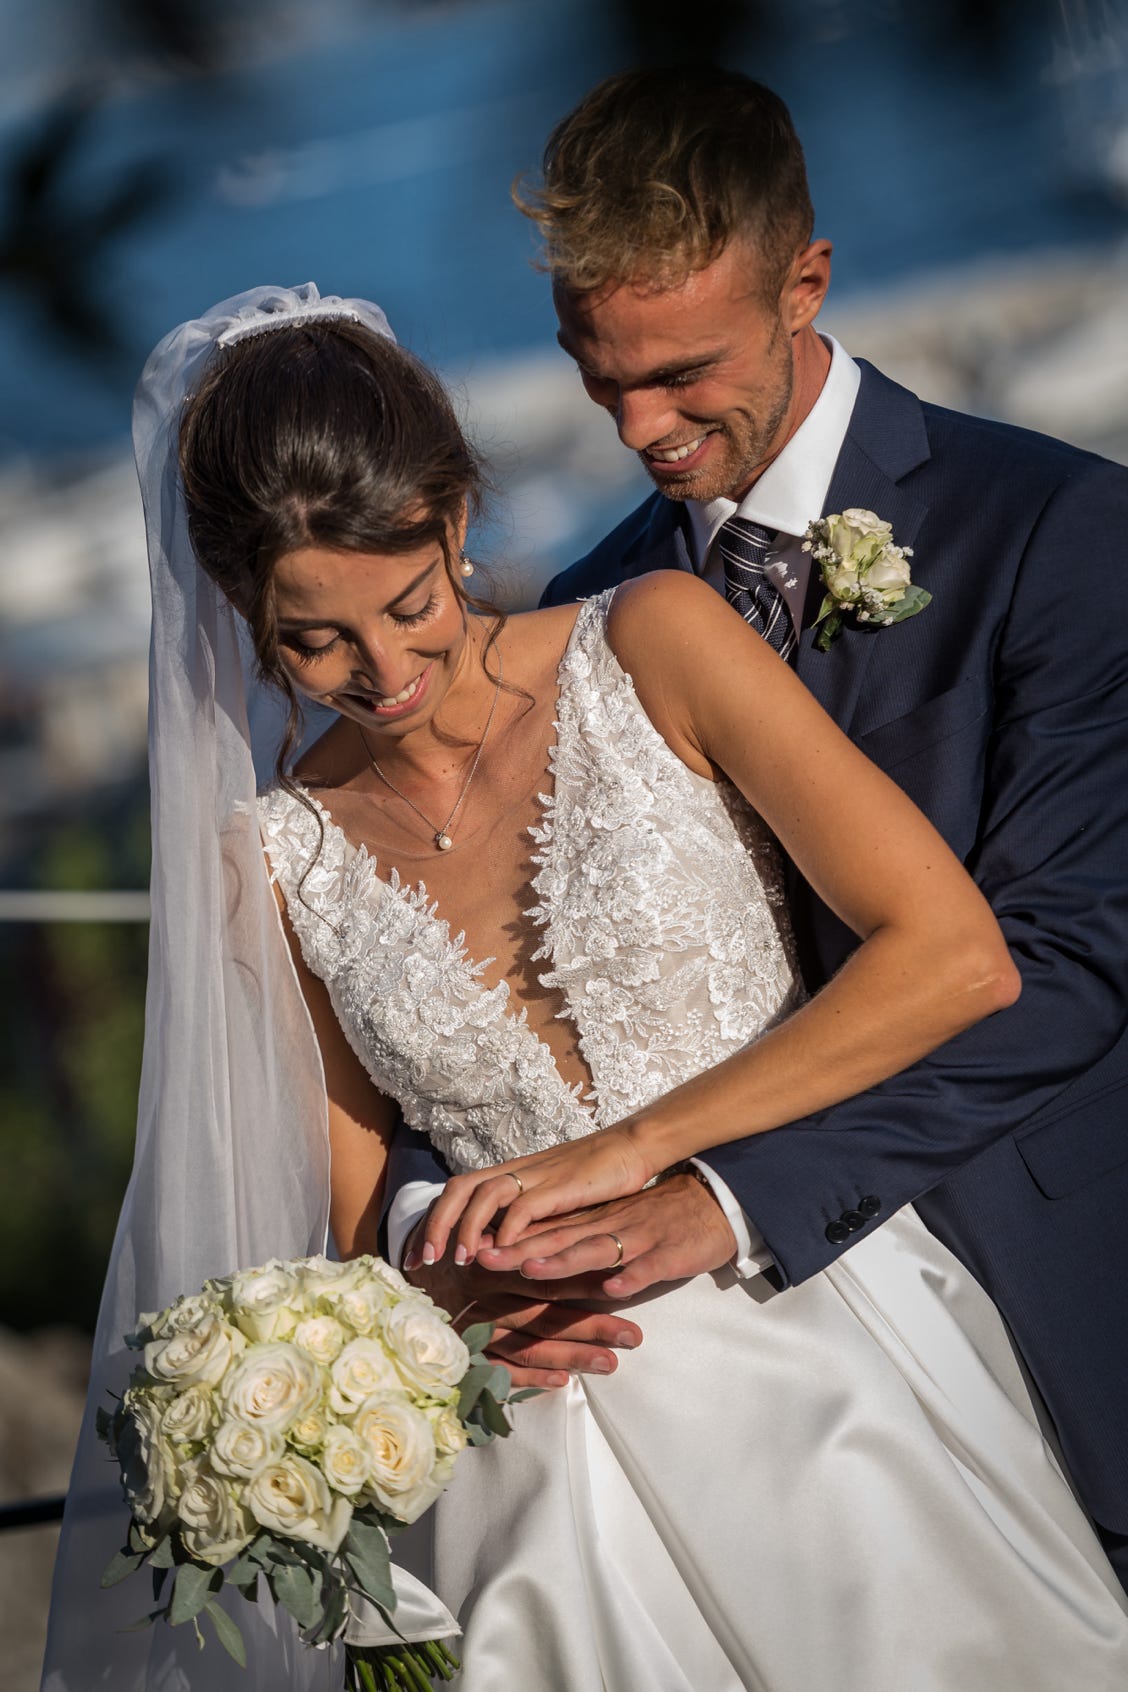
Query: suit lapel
795 362 932 734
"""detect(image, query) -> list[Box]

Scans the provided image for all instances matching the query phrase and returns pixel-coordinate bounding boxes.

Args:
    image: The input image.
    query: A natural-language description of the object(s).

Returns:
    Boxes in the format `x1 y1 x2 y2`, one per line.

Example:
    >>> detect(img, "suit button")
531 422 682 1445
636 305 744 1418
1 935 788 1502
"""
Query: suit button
825 1219 851 1244
842 1210 866 1232
857 1196 881 1218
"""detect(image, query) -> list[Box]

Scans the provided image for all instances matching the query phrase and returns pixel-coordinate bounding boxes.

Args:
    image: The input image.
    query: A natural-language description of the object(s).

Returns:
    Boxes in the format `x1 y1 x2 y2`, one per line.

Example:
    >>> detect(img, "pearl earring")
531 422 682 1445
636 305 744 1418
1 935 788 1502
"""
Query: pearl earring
459 551 475 579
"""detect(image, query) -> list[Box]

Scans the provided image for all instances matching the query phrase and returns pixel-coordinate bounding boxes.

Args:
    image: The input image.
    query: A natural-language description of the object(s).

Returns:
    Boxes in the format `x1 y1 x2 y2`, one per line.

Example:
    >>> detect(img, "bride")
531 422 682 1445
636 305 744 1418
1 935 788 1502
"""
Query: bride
43 284 1128 1692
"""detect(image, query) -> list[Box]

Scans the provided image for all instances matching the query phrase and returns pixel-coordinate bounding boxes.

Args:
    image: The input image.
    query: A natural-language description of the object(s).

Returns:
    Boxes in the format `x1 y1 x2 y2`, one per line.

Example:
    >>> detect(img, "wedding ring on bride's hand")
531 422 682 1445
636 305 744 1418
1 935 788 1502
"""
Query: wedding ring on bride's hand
503 1171 524 1197
606 1232 625 1270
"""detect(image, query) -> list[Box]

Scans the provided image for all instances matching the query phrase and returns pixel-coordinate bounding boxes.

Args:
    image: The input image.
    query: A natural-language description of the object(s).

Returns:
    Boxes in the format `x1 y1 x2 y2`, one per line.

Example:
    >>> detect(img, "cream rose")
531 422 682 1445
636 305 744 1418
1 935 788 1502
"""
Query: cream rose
382 1302 470 1397
211 1416 285 1480
177 1458 254 1565
296 1255 366 1300
824 564 860 603
117 1397 180 1526
289 1409 331 1453
161 1385 215 1446
321 1425 371 1496
293 1315 347 1366
353 1393 440 1522
427 1404 469 1460
245 1453 352 1553
144 1311 244 1390
329 1281 391 1337
221 1342 321 1435
329 1338 402 1412
864 548 912 601
228 1262 303 1343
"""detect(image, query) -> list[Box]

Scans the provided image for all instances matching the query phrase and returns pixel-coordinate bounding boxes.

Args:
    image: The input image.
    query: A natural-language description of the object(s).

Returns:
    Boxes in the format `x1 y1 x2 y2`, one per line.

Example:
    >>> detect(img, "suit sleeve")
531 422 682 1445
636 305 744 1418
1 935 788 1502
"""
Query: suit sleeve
705 456 1128 1286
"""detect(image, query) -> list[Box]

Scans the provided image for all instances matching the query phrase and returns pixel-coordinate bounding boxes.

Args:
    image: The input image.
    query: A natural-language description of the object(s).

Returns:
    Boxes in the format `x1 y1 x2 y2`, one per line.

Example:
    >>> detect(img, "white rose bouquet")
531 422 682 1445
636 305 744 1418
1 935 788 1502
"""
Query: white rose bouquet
803 508 930 651
97 1253 526 1690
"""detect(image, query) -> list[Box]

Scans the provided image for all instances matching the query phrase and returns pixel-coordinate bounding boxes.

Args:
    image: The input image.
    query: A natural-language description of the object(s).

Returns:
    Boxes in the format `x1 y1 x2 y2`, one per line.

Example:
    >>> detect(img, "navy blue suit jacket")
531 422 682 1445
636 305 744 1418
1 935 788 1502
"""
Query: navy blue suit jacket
387 360 1128 1534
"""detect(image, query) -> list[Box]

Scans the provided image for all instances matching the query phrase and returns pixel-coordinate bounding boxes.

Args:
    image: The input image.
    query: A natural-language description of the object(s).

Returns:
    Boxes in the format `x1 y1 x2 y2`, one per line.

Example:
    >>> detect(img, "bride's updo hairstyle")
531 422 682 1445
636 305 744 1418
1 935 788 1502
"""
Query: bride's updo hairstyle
178 317 493 781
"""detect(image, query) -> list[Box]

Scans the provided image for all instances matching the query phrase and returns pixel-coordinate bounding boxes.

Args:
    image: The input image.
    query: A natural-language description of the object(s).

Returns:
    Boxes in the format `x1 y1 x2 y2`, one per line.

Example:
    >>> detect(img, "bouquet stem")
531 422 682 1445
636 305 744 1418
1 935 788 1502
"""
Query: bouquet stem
346 1640 460 1690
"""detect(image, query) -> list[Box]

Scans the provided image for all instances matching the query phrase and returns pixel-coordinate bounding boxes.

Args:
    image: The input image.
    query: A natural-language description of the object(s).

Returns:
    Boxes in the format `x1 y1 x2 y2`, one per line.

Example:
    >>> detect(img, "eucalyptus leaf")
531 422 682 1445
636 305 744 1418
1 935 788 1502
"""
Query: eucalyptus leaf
272 1559 321 1631
101 1547 145 1588
226 1552 260 1587
464 1422 492 1446
151 1565 170 1603
478 1392 510 1439
146 1534 176 1570
344 1518 395 1613
507 1387 542 1403
485 1365 511 1400
813 592 838 625
169 1560 220 1627
127 1521 150 1555
122 1609 163 1633
459 1322 494 1357
203 1600 247 1667
456 1362 494 1419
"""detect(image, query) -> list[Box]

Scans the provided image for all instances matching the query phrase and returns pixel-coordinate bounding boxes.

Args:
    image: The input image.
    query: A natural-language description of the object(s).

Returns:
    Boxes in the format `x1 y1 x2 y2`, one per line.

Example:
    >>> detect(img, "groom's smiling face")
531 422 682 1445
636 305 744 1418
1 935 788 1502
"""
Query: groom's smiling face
554 237 829 505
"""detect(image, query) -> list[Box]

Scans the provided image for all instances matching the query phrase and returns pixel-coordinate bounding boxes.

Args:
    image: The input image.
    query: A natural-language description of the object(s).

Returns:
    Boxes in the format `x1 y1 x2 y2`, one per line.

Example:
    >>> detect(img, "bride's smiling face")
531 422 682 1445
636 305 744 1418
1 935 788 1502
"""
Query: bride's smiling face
272 532 471 739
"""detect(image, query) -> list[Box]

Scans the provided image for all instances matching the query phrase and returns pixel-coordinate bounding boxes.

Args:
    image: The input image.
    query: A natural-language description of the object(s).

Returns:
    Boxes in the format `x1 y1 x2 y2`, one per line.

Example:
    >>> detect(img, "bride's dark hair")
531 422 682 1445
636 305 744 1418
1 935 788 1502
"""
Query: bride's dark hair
178 318 498 790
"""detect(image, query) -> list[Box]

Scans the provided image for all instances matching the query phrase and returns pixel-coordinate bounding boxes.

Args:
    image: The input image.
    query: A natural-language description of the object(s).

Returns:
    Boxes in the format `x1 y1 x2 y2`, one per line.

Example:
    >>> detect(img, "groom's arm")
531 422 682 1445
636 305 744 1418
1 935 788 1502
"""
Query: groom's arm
507 453 1128 1295
703 454 1128 1286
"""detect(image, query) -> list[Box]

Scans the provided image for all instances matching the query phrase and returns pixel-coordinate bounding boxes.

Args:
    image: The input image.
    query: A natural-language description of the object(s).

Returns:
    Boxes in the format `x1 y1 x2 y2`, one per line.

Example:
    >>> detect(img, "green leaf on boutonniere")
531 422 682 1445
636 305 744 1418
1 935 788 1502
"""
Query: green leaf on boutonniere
814 611 844 652
880 584 932 625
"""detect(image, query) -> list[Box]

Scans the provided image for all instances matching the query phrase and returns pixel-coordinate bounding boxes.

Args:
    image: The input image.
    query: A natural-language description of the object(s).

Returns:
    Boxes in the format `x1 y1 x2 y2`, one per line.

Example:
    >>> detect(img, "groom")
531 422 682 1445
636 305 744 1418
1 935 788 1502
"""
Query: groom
390 66 1128 1579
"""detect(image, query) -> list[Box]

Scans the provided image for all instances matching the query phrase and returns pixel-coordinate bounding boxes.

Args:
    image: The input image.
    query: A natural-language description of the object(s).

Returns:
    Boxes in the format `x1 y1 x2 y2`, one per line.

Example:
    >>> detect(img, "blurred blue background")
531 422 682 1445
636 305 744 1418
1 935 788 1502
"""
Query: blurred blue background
0 2 1124 1678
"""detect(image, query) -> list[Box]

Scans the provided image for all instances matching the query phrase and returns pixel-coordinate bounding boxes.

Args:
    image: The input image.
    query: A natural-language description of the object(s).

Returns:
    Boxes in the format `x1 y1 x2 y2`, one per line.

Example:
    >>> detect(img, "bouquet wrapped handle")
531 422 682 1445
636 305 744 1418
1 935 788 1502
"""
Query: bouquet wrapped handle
345 1568 460 1648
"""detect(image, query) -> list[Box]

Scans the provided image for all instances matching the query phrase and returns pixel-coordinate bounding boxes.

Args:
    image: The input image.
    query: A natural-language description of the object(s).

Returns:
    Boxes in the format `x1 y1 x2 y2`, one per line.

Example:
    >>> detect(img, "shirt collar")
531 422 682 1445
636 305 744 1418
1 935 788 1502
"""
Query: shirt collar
686 334 861 565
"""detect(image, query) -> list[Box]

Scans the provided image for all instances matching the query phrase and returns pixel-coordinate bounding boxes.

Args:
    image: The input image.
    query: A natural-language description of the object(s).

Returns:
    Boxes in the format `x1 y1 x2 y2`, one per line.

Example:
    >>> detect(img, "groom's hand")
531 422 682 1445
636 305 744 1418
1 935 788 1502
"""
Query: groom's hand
476 1172 739 1297
402 1241 643 1391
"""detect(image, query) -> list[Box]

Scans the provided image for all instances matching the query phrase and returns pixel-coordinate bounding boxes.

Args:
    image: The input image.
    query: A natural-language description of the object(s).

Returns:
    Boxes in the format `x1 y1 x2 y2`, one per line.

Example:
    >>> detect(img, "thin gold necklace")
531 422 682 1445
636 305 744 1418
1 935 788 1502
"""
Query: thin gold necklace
357 654 503 852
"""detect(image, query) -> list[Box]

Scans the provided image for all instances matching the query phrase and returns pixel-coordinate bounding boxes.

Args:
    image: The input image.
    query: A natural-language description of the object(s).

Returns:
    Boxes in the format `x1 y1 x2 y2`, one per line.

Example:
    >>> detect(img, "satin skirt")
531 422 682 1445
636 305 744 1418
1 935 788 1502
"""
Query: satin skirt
412 1207 1128 1692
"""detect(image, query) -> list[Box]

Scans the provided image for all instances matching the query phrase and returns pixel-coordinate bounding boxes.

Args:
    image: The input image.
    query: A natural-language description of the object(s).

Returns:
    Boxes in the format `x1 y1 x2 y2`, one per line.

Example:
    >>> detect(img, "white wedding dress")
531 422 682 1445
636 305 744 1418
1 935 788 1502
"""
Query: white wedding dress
259 593 1128 1692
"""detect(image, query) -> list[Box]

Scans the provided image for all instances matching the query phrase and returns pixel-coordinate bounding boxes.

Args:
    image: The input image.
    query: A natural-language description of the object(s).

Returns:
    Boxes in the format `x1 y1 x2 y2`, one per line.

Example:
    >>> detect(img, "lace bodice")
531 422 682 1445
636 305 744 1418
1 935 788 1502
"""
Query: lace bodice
258 592 801 1173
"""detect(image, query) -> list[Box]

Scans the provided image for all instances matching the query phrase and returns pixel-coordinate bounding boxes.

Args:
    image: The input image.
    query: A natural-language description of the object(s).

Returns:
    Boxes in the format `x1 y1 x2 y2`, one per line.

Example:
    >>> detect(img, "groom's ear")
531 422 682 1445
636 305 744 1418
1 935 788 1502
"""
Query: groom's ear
783 239 832 334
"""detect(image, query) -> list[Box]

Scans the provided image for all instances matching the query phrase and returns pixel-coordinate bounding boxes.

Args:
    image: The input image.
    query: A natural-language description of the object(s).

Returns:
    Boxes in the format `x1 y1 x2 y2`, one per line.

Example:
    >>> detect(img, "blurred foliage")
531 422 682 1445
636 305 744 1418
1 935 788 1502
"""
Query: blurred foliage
0 789 150 1333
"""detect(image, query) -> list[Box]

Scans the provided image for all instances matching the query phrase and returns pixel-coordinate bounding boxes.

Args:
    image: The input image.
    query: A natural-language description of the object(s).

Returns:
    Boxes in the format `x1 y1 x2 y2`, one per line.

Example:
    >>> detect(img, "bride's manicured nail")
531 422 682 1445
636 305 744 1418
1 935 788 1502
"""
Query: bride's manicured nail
454 1245 469 1266
402 1247 420 1272
422 1242 436 1266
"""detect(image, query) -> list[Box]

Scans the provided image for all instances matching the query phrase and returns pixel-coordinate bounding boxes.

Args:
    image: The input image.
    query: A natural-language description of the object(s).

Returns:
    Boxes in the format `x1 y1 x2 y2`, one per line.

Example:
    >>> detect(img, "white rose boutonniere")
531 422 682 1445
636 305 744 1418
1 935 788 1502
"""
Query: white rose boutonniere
804 508 930 651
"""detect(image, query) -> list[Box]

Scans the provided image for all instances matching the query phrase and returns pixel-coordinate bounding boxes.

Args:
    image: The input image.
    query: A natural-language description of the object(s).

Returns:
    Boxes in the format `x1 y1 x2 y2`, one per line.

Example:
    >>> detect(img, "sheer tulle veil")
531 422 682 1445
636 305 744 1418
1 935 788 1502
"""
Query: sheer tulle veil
41 285 398 1691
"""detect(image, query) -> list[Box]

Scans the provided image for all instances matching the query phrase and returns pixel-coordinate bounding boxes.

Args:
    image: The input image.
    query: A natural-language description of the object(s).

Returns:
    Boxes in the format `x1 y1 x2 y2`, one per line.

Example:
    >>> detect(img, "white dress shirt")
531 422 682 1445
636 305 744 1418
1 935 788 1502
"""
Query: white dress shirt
388 336 862 1278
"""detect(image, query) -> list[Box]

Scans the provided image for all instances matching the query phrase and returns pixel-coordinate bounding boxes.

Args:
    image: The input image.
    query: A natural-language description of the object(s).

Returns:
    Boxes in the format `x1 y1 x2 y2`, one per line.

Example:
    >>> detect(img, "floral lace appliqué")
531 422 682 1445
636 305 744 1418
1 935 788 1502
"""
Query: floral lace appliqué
258 592 801 1172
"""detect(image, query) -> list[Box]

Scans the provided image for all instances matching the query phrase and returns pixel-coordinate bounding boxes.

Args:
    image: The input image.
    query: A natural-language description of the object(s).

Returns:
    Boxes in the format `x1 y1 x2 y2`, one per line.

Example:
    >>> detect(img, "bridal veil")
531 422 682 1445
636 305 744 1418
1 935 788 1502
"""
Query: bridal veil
41 284 396 1691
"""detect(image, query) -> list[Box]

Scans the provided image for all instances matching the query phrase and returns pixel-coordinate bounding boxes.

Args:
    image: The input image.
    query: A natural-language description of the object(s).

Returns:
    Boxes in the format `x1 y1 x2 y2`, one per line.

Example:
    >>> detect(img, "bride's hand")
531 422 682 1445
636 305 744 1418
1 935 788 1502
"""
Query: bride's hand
420 1126 655 1266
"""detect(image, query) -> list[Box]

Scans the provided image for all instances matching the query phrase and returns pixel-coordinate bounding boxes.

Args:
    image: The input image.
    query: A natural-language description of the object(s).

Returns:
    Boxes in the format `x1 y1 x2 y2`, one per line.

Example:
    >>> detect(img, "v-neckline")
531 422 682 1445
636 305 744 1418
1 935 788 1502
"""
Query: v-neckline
291 602 602 1123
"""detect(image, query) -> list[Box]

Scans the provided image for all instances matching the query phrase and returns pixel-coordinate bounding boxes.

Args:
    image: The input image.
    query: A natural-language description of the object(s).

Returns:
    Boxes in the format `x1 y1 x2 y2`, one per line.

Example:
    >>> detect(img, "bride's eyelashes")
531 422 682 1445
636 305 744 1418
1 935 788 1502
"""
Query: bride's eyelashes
282 594 443 664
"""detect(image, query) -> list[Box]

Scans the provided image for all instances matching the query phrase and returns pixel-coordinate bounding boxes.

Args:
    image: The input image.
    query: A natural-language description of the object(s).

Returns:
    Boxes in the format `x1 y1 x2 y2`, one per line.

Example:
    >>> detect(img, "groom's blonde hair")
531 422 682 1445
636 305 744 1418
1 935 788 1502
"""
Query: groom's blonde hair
514 67 814 303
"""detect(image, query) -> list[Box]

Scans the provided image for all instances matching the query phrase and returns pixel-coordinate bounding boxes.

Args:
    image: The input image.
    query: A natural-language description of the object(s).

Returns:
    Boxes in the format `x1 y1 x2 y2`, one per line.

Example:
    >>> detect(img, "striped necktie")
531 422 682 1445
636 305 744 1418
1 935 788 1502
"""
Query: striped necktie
717 516 797 663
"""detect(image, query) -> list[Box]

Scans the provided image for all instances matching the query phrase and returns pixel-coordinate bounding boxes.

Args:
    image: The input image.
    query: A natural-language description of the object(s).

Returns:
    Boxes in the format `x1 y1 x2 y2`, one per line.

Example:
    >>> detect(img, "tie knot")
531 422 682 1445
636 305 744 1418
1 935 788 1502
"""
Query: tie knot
719 516 776 558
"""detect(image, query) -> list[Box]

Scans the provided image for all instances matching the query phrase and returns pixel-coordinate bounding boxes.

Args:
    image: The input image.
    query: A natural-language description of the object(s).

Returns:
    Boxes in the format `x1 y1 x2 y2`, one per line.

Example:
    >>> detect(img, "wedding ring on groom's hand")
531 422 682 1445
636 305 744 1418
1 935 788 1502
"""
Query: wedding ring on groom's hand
606 1232 625 1270
503 1171 524 1197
